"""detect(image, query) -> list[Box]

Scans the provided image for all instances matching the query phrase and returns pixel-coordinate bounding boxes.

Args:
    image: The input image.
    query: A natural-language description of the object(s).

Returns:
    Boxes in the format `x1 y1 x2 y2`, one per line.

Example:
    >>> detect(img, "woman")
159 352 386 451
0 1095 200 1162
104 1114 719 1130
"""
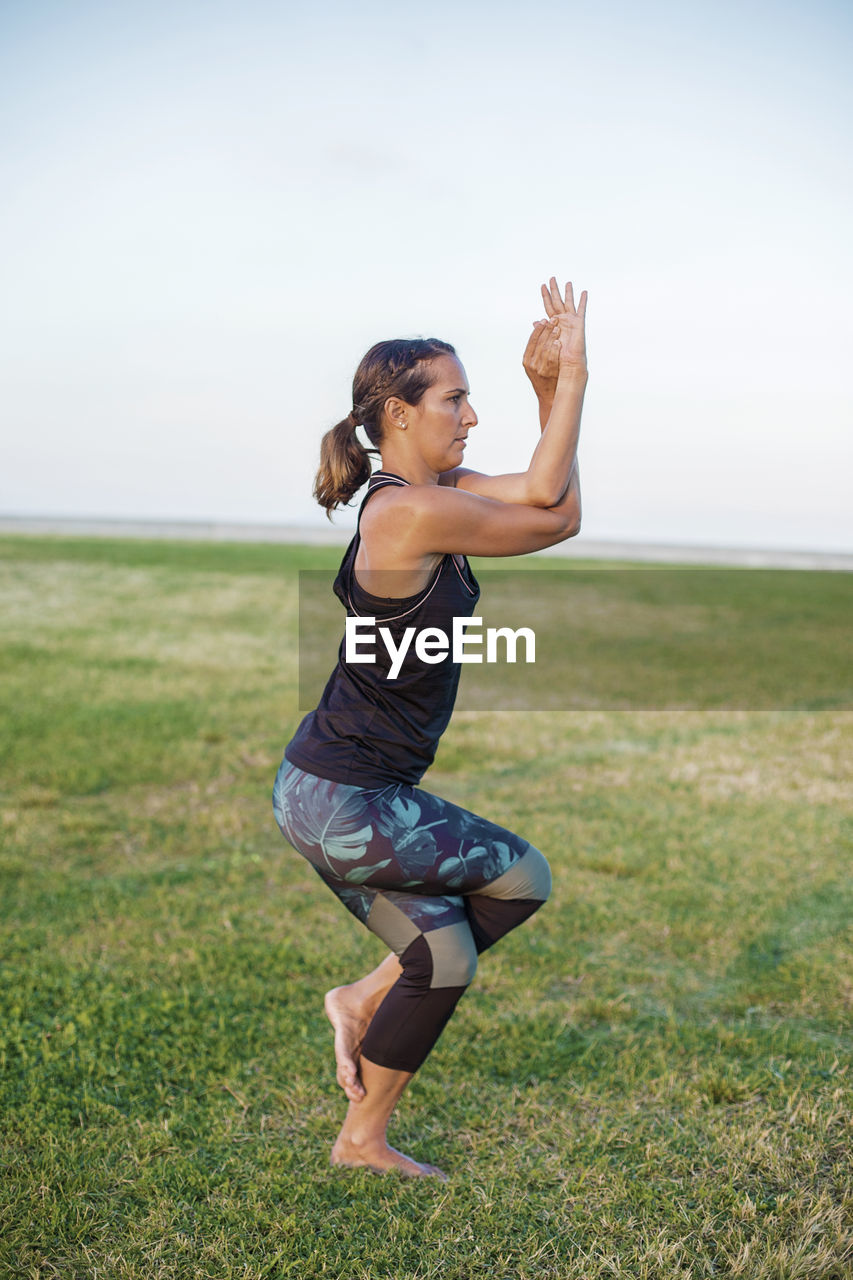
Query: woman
273 278 588 1179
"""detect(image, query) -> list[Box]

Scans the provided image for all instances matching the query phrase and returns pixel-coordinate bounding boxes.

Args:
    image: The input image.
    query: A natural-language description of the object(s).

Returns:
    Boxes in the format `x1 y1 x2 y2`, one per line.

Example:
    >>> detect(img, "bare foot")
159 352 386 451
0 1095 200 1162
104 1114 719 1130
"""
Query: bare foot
331 1137 448 1181
324 986 371 1102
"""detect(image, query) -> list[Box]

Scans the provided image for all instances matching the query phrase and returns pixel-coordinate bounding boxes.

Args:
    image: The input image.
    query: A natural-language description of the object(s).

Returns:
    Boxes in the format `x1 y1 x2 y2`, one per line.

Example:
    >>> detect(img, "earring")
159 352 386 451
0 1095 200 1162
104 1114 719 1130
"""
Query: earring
398 419 407 430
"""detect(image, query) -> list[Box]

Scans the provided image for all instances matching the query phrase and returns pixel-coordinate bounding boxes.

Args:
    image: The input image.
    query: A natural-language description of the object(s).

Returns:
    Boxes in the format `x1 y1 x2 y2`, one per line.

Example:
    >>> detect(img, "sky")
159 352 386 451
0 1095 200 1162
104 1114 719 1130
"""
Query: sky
1 0 851 551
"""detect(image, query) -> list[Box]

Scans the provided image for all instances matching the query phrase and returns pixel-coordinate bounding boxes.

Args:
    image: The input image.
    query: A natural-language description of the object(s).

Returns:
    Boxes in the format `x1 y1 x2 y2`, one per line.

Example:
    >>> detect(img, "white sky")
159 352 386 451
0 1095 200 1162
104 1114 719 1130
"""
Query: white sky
1 0 851 550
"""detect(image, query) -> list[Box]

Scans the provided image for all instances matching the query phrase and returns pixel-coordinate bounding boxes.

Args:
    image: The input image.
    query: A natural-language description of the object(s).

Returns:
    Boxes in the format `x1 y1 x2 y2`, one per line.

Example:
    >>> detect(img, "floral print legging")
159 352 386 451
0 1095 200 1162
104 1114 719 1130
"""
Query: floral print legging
272 758 551 1073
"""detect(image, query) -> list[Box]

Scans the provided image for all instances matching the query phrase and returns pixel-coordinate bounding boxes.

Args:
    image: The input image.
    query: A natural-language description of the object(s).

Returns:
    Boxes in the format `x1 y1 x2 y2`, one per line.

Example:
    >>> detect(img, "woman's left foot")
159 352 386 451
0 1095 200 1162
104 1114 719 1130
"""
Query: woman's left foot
324 986 370 1102
331 1136 448 1180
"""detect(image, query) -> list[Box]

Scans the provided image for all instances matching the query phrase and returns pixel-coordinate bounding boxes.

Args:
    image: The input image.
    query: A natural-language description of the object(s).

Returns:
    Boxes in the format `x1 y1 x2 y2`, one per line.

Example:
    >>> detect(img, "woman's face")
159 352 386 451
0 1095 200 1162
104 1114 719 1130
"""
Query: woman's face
407 355 478 474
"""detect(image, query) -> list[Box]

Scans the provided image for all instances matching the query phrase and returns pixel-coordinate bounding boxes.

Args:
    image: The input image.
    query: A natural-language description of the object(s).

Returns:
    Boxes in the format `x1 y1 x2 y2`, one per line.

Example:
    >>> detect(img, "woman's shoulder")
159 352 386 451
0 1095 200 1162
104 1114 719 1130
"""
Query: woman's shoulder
359 479 466 539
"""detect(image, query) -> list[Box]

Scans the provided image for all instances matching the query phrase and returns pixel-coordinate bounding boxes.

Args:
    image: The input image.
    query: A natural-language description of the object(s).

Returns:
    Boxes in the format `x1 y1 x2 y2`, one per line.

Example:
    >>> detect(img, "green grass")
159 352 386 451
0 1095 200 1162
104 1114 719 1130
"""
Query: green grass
0 534 850 1279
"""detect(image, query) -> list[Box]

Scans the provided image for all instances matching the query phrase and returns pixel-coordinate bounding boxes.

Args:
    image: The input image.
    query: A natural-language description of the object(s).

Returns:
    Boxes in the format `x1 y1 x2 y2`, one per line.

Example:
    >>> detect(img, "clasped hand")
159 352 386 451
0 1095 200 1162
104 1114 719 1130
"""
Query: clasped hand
523 277 588 396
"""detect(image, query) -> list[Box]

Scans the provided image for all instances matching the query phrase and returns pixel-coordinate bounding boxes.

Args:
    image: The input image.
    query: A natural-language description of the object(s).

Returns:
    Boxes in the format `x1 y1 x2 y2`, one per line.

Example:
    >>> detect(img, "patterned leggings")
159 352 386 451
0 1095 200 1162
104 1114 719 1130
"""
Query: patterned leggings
272 758 551 1073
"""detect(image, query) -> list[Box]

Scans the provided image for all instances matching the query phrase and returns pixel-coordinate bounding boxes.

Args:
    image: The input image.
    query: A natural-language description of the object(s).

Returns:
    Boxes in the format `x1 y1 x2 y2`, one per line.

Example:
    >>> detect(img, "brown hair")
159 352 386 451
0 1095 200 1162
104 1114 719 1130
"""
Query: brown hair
313 337 456 516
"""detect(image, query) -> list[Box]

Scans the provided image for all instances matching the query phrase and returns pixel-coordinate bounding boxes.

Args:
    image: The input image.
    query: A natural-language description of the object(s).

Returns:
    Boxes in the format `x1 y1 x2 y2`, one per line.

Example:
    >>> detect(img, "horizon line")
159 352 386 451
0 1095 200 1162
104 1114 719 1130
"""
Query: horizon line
1 513 851 570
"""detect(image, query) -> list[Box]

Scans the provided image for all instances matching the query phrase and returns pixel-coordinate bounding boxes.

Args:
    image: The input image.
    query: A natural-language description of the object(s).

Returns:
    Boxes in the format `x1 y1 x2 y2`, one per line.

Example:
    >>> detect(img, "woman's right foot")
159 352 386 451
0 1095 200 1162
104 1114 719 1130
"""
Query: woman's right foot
324 986 371 1102
331 1137 448 1180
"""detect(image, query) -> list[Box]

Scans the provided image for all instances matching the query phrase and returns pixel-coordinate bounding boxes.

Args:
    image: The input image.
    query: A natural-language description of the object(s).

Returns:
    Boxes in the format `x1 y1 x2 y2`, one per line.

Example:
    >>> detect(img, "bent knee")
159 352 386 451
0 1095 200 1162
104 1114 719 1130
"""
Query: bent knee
522 845 552 902
425 922 478 988
479 843 552 904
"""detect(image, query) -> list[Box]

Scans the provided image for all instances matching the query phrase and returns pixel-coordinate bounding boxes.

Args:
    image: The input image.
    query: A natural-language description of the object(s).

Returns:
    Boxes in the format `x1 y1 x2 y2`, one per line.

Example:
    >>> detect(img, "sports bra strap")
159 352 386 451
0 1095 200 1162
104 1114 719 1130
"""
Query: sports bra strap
369 470 410 488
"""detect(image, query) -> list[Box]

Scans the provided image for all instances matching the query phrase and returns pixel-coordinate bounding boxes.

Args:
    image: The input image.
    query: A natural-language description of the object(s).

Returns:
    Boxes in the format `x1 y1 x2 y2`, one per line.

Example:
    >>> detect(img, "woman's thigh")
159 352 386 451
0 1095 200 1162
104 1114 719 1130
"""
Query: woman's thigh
272 758 534 898
273 759 548 966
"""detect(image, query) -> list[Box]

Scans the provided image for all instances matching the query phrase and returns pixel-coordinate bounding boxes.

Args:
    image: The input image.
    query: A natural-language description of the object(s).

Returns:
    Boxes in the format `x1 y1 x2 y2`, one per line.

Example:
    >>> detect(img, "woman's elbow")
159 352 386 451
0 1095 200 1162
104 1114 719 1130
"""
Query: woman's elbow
547 509 581 543
544 514 580 550
552 488 581 537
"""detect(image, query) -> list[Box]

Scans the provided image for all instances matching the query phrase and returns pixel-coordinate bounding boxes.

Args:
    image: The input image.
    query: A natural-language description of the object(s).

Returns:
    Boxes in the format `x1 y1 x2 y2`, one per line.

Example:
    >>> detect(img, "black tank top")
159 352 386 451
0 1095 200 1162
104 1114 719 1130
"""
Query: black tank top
285 471 480 786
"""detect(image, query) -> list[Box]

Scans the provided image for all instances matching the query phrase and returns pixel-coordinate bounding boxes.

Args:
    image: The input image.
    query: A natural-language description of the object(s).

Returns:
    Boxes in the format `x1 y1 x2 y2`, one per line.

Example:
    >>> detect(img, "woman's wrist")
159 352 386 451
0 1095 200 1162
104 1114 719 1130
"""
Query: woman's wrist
556 362 588 385
529 374 557 400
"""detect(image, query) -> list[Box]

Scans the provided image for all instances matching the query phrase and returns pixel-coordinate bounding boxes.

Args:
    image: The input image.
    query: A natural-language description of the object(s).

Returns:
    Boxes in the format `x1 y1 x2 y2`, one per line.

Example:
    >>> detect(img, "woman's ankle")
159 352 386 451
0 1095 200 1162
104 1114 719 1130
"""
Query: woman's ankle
333 1129 387 1158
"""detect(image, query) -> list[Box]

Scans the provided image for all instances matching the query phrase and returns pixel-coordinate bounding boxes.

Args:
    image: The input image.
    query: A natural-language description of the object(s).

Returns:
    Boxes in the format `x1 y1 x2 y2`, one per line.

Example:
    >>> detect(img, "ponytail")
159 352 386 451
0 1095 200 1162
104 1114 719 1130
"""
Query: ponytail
313 411 376 518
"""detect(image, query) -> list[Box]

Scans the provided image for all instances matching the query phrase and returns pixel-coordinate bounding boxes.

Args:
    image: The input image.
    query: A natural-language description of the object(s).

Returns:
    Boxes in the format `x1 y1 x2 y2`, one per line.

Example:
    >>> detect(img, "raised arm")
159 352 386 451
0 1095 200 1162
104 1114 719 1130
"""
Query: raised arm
441 277 588 507
365 462 582 562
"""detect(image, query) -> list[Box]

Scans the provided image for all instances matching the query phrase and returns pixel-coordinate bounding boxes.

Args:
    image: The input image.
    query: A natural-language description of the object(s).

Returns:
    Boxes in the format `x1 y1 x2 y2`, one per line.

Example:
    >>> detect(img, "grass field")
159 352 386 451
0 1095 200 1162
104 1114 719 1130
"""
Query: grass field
0 535 850 1279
